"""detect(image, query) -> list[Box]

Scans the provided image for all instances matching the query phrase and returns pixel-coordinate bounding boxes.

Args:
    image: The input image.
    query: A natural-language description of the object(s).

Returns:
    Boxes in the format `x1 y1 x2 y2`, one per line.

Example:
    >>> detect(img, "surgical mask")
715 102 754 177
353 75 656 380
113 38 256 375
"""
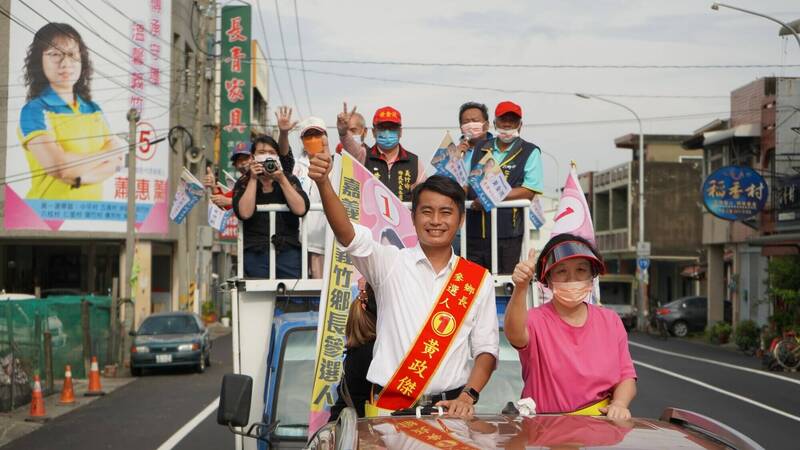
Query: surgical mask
254 154 269 163
352 134 363 146
461 122 485 139
496 127 520 144
376 130 399 151
302 136 324 156
550 279 593 308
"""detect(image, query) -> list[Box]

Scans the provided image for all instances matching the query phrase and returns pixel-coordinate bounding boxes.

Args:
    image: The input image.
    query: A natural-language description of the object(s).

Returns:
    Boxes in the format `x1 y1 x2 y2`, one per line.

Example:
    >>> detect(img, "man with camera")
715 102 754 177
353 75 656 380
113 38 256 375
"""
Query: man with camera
233 135 310 279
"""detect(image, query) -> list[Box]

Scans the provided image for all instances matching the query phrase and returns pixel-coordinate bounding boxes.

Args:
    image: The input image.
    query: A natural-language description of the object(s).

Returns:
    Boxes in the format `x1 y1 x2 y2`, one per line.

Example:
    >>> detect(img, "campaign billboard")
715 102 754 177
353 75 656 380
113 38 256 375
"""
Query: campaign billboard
4 0 171 233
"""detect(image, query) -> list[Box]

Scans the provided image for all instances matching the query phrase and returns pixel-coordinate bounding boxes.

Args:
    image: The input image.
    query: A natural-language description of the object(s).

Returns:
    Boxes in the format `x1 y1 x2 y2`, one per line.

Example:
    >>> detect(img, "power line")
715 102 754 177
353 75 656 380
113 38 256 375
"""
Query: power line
101 0 179 51
273 0 301 114
46 0 167 85
293 0 313 115
265 57 800 70
0 127 170 152
270 64 729 100
1 133 165 186
253 0 285 105
71 0 173 80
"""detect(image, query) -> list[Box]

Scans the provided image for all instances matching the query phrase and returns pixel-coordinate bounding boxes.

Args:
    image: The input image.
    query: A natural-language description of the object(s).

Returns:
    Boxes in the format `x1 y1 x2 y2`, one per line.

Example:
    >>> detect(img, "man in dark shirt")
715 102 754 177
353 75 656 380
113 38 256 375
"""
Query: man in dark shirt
233 135 309 279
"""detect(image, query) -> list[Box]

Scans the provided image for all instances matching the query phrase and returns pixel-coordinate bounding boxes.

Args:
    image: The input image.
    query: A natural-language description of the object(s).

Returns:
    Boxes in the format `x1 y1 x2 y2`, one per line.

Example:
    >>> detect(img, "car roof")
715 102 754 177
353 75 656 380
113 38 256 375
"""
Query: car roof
147 311 198 318
354 413 747 449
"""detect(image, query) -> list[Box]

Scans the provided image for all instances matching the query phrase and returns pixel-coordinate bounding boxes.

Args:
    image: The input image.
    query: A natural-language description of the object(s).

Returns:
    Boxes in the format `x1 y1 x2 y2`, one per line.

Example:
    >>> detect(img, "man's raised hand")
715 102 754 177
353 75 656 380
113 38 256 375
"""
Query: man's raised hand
308 152 332 183
203 166 216 189
336 102 357 136
276 106 298 132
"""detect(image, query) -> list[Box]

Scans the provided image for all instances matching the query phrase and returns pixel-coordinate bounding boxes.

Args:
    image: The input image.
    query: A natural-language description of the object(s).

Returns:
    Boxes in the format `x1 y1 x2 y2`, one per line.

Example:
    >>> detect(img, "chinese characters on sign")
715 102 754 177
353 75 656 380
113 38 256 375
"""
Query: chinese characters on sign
702 166 769 221
220 6 252 175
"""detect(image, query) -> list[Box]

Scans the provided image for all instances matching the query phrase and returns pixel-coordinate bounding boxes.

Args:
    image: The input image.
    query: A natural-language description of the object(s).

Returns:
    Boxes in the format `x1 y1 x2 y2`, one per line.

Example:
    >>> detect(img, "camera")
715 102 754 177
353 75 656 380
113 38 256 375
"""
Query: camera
261 157 279 174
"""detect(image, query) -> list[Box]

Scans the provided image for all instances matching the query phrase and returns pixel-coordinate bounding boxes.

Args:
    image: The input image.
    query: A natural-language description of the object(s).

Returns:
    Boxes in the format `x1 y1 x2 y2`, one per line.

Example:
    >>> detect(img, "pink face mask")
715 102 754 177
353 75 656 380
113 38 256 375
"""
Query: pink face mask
461 122 485 139
550 279 593 308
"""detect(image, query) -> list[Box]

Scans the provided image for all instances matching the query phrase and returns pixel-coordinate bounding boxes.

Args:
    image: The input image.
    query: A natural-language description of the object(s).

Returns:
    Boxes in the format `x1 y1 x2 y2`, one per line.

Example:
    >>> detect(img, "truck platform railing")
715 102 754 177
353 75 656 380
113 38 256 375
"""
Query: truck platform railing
234 199 534 295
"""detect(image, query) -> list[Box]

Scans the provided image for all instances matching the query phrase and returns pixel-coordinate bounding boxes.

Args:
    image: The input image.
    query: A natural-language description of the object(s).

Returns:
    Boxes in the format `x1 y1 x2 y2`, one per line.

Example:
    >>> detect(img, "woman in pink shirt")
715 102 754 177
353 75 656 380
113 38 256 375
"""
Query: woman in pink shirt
505 233 637 419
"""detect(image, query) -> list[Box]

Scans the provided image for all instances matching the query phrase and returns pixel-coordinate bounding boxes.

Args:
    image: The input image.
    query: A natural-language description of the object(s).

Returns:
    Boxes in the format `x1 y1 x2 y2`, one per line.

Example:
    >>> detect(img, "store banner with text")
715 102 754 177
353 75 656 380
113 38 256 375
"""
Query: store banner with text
219 5 251 178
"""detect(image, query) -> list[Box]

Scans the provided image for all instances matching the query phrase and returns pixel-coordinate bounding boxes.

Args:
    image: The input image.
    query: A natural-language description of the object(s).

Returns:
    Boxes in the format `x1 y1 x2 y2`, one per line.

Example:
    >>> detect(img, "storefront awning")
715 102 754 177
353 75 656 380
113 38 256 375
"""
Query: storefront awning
680 265 706 278
702 123 760 146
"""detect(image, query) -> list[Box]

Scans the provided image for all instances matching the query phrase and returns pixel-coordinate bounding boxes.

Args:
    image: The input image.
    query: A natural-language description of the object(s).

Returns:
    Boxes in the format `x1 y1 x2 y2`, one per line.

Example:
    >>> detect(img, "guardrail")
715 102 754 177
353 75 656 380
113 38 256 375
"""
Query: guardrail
236 199 534 286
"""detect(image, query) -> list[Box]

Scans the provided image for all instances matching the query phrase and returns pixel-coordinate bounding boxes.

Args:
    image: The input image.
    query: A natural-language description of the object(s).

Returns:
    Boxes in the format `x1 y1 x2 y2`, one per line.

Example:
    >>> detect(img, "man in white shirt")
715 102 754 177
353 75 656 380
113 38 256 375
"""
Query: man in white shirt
308 152 499 418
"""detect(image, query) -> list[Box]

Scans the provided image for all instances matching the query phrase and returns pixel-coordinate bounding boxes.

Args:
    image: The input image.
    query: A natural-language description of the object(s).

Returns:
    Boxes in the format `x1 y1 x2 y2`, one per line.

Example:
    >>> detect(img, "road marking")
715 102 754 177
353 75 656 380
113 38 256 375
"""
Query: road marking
156 396 220 450
629 341 800 386
634 360 800 424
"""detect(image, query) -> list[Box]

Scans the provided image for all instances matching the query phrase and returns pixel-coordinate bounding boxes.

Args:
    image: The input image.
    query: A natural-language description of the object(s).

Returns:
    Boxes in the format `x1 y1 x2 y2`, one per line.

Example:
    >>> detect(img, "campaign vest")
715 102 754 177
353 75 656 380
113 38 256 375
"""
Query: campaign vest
364 145 419 202
466 137 540 239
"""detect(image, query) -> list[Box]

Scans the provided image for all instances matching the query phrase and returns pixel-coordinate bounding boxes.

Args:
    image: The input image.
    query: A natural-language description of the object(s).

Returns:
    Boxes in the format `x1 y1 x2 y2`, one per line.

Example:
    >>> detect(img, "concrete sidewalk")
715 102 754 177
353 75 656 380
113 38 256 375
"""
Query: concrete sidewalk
0 375 135 447
0 324 232 448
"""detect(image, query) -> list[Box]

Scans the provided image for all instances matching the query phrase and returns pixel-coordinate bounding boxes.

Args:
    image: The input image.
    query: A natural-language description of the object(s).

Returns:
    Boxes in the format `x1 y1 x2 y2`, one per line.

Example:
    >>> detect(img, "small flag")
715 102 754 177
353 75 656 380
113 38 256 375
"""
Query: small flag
169 168 204 224
467 153 511 211
222 170 238 190
550 163 595 245
529 196 546 230
208 202 234 232
431 131 469 186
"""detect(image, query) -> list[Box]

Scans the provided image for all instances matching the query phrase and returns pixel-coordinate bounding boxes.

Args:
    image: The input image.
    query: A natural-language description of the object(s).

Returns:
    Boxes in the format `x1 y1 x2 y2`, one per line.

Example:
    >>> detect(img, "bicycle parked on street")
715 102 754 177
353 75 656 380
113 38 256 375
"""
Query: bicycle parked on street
773 330 800 372
647 304 669 340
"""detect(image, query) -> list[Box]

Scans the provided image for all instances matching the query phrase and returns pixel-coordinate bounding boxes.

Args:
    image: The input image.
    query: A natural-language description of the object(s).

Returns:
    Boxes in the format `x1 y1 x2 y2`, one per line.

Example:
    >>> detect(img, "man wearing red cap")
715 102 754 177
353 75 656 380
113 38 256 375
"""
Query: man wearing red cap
465 101 544 274
338 103 426 201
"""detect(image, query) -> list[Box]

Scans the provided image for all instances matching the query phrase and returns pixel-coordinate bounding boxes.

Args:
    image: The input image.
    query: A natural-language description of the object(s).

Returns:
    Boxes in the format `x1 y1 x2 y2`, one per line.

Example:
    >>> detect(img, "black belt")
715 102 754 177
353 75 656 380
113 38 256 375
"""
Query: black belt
372 384 464 407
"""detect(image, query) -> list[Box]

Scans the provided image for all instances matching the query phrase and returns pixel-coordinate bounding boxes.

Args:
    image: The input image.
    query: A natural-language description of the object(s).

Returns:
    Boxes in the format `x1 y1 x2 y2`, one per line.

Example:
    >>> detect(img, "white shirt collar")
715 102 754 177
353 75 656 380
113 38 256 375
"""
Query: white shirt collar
409 245 459 275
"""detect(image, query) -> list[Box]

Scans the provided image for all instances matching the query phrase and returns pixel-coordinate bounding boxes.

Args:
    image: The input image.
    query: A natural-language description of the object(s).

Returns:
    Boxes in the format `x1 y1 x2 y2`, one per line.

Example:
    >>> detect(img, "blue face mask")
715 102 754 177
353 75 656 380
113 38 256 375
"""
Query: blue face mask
376 130 399 151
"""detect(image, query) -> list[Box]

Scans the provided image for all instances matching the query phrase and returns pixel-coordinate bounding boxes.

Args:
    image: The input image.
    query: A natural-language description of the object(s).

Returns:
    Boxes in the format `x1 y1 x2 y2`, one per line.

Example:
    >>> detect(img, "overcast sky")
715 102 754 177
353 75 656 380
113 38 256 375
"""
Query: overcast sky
252 0 800 195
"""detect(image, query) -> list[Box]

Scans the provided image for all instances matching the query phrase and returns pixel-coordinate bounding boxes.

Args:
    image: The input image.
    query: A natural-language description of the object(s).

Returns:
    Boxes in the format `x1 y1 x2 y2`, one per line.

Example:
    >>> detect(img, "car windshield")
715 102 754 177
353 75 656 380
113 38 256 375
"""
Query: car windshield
138 315 198 335
475 331 523 415
272 327 316 440
599 281 632 306
271 327 523 438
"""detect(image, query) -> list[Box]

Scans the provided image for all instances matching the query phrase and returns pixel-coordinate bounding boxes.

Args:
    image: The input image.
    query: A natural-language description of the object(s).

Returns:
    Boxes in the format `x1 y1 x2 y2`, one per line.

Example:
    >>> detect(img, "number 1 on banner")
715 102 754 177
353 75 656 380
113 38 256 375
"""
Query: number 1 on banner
382 196 391 220
373 186 400 226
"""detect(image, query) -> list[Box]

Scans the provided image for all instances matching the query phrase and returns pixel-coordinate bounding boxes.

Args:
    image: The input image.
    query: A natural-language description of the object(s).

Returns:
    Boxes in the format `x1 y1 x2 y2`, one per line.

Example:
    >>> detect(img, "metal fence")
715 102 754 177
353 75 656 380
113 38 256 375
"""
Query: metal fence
0 296 112 411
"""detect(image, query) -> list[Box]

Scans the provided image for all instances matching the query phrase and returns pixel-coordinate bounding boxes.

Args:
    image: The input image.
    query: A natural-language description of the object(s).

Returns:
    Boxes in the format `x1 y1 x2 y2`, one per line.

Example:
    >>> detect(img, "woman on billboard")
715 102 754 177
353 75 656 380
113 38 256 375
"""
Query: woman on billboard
18 23 124 200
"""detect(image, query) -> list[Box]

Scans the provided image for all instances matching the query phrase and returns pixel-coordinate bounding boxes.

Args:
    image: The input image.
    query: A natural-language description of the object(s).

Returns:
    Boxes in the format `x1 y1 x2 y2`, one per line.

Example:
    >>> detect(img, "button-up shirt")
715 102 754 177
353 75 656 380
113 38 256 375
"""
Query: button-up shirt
340 223 499 393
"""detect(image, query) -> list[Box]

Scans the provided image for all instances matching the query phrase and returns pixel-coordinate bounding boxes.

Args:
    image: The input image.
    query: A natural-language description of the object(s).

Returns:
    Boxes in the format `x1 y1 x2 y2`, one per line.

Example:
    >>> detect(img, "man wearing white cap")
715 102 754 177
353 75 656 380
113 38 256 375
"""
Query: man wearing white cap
293 116 331 278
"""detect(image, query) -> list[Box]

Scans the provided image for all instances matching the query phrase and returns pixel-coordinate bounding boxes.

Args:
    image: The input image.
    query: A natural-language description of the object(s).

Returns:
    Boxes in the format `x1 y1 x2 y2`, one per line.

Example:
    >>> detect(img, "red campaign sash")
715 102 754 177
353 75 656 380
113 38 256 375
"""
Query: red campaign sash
393 418 479 450
375 257 488 411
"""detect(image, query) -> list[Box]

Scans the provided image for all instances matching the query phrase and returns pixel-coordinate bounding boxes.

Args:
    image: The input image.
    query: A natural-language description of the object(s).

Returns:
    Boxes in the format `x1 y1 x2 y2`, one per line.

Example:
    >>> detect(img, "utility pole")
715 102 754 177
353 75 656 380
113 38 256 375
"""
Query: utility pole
125 108 140 306
193 0 209 317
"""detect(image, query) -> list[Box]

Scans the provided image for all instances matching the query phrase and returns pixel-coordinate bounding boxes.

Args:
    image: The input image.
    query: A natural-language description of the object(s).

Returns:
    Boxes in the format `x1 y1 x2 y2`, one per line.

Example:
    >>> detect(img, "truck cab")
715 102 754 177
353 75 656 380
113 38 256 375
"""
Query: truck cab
255 300 523 448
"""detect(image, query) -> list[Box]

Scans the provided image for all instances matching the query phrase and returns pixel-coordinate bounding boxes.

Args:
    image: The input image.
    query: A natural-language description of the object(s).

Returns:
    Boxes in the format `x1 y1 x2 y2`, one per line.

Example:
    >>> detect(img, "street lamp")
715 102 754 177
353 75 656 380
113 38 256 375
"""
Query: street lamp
576 93 647 330
711 2 800 50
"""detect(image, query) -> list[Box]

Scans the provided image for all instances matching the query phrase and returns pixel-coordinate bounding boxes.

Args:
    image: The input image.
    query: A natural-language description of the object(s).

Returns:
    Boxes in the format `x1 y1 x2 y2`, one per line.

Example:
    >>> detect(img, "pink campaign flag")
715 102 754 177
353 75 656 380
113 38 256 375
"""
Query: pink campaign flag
551 165 596 245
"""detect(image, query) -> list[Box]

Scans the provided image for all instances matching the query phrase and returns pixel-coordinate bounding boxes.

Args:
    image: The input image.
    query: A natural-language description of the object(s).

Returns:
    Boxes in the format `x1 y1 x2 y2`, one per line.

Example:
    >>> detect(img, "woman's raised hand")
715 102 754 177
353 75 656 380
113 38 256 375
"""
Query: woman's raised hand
512 248 537 287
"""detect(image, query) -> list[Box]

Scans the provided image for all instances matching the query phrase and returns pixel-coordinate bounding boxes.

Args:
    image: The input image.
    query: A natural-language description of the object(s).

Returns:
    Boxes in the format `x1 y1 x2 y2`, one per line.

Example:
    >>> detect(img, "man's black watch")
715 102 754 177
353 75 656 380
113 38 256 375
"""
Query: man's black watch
461 387 479 404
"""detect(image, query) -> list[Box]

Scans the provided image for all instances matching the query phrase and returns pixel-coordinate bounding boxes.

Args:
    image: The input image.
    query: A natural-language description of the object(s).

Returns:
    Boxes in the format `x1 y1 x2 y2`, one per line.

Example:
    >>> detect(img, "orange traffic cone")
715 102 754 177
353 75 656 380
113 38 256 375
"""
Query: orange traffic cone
84 356 106 396
58 365 76 405
25 374 48 422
